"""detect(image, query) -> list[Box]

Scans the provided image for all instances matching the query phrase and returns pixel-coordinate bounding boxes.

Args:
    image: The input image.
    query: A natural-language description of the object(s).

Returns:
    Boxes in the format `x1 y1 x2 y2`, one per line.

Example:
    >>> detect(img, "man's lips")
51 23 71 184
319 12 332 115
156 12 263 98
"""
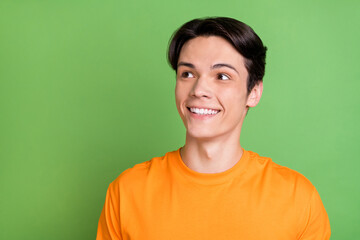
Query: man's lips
187 107 220 115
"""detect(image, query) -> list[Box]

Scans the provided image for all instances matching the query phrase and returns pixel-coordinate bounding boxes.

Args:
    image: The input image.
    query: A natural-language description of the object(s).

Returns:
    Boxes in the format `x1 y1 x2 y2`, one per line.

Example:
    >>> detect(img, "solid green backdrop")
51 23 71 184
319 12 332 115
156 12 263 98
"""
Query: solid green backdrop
0 0 359 239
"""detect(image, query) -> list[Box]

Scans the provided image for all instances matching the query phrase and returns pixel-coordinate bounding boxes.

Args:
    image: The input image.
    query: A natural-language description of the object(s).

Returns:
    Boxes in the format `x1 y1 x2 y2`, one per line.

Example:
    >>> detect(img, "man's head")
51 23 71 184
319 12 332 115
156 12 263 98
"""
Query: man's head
168 17 268 140
168 17 267 94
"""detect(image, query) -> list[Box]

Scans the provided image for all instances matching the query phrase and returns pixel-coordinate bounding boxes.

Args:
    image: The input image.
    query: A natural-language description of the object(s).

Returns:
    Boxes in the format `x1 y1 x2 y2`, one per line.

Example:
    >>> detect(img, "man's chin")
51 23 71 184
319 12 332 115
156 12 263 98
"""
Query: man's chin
186 129 220 141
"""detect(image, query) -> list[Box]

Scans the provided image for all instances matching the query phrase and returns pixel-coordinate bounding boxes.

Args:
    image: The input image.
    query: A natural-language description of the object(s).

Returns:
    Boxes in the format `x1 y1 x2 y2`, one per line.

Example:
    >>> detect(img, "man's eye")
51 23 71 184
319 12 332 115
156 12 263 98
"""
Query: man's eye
218 73 230 80
181 72 194 78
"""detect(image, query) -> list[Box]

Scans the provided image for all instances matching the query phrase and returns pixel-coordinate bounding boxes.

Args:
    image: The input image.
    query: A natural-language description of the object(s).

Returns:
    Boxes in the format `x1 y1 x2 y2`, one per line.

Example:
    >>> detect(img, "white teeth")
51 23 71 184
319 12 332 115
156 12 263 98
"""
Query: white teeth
189 108 219 115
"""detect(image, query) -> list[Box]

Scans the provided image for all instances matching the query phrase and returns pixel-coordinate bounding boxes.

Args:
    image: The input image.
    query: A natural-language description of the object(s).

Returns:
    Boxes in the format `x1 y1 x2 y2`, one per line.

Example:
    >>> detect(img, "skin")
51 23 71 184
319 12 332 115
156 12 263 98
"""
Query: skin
175 36 263 173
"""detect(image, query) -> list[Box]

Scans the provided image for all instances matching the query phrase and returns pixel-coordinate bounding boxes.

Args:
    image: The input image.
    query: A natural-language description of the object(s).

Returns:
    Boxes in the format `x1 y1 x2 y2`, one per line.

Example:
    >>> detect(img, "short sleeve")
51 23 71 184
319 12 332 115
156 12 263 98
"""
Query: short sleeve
299 187 331 240
96 182 122 240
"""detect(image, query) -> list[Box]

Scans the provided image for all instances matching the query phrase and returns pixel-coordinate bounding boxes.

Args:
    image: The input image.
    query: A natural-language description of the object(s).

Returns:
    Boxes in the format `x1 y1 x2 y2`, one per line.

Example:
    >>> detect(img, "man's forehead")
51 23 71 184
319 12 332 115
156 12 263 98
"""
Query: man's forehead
177 36 246 72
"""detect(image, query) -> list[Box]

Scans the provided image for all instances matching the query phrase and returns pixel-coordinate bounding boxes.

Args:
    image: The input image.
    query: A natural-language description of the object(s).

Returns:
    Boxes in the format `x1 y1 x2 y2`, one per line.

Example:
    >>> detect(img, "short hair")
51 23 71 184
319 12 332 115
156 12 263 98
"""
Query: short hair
168 17 267 93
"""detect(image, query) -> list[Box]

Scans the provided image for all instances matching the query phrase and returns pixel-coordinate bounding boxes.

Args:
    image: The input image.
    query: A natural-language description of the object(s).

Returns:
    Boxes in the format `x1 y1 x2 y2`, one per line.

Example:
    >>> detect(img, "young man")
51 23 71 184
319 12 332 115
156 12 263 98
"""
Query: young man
97 17 331 239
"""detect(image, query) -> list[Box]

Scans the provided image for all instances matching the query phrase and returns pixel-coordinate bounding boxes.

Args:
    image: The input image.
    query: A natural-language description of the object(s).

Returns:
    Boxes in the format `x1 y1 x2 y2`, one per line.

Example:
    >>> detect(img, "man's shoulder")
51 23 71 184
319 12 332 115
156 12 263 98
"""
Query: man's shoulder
247 150 315 194
111 150 177 187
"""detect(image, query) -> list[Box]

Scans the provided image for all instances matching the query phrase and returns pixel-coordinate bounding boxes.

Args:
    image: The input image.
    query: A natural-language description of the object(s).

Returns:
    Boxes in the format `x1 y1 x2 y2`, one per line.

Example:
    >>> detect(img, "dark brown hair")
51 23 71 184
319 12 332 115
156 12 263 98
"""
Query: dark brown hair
168 17 267 93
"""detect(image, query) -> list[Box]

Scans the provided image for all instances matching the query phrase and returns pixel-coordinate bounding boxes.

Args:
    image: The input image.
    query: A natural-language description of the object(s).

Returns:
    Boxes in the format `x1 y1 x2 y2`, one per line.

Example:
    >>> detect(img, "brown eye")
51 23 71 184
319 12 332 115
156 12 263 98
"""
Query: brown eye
217 73 230 80
181 72 194 78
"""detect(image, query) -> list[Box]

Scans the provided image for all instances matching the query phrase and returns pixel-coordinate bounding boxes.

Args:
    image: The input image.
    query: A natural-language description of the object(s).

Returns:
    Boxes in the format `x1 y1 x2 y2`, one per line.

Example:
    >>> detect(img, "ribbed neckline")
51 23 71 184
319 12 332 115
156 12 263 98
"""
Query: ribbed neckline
169 148 251 185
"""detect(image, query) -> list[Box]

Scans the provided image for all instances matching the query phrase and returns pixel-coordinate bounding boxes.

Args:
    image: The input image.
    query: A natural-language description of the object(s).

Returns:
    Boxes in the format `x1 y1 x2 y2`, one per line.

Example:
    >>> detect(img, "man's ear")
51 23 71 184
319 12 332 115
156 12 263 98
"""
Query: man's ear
246 81 263 108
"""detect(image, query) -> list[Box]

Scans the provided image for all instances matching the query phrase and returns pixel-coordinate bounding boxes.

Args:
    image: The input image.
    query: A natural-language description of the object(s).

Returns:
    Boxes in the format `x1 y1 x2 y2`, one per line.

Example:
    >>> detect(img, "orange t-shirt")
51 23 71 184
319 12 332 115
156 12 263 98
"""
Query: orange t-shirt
97 149 331 240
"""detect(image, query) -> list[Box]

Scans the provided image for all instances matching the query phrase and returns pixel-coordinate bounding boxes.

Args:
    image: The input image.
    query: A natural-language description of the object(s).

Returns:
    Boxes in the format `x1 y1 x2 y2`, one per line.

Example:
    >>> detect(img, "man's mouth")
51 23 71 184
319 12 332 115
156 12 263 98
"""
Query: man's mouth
187 107 220 115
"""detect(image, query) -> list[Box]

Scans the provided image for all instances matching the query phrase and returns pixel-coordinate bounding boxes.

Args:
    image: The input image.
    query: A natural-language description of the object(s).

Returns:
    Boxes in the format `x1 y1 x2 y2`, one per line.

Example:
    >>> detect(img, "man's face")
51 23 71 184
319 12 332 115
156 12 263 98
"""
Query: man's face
175 36 262 140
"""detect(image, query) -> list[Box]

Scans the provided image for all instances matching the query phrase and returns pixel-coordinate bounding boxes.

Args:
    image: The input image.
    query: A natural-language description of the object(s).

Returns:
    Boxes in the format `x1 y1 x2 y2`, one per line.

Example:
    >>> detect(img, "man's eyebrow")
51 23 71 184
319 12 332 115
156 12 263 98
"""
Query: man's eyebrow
177 62 239 74
212 63 239 74
177 62 195 69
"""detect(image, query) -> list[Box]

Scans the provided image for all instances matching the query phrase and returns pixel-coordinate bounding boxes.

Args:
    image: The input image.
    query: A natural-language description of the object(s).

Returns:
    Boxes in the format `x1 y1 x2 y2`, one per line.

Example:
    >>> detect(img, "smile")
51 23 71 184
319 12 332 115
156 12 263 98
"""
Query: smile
188 107 220 115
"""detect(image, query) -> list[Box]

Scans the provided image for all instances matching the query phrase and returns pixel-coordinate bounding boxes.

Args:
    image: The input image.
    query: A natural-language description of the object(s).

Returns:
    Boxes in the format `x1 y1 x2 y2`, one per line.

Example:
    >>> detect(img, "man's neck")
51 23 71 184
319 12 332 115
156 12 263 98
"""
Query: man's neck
180 133 244 174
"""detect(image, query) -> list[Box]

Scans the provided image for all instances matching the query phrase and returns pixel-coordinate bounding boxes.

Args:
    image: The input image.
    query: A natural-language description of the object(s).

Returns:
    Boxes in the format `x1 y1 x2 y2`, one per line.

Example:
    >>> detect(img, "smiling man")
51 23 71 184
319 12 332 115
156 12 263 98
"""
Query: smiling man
97 17 331 240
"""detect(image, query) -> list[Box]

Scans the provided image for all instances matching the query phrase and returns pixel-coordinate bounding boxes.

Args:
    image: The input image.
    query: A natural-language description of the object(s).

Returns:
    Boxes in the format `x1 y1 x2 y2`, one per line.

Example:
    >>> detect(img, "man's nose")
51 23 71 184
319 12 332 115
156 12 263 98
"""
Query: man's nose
190 76 212 98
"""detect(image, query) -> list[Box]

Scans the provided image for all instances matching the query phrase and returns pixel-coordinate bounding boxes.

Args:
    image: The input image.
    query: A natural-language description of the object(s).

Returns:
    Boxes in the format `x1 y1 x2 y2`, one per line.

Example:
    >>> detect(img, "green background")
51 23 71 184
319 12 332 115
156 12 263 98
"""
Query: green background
1 0 359 239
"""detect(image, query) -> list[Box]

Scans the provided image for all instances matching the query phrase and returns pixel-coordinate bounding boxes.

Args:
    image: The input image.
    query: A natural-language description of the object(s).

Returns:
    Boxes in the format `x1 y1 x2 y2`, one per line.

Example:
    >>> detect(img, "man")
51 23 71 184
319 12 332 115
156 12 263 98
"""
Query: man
97 17 331 239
